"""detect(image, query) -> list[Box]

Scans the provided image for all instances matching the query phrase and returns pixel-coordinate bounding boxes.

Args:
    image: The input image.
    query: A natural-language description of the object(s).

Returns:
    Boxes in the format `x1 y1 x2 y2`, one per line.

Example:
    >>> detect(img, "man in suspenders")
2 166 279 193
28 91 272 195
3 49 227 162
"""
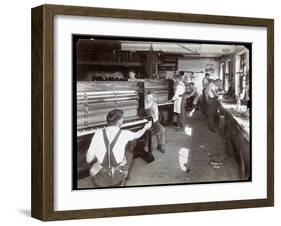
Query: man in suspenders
86 109 152 187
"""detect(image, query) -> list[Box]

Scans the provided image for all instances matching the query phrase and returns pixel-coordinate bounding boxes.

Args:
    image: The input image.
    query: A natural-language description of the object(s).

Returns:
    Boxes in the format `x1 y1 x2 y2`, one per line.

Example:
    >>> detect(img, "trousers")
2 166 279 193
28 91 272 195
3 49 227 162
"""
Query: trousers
206 97 218 130
91 146 134 187
151 121 165 145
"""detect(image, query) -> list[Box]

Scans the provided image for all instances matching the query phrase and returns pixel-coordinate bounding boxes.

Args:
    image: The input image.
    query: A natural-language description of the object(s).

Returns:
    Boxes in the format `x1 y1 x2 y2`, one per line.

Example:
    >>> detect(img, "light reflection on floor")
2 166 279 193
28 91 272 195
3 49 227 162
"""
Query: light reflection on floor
184 126 192 136
178 148 190 172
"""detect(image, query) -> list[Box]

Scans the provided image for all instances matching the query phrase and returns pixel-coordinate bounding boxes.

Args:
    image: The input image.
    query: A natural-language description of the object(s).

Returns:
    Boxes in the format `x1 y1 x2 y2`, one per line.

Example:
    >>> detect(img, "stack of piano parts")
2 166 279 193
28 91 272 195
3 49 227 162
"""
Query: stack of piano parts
77 81 140 131
144 79 170 104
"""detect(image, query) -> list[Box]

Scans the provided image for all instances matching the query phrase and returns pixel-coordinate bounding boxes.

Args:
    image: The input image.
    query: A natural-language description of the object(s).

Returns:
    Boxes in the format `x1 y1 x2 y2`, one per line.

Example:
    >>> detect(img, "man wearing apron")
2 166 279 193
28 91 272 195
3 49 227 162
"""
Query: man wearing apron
145 91 166 153
86 109 152 187
172 73 186 130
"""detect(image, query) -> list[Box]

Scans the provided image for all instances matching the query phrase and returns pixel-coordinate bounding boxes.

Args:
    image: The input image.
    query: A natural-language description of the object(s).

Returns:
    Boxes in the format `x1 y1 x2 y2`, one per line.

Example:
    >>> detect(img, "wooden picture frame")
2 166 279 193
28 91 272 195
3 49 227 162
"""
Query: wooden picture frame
31 4 274 221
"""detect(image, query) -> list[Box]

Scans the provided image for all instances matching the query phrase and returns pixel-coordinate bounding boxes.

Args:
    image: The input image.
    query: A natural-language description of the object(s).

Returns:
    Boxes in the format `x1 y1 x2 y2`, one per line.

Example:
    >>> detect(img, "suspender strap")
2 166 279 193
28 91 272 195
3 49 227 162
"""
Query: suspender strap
102 129 110 150
102 129 122 169
102 129 122 151
110 129 122 150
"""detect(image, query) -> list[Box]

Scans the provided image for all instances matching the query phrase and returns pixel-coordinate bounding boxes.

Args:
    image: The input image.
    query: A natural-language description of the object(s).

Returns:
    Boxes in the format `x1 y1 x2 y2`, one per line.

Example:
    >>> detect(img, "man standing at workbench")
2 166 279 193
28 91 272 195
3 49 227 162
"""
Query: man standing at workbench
205 78 223 132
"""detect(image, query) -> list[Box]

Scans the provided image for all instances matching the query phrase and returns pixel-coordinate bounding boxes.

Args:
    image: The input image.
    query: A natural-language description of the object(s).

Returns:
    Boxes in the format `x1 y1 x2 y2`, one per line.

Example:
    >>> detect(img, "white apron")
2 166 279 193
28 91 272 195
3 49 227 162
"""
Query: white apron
173 81 185 113
174 97 182 113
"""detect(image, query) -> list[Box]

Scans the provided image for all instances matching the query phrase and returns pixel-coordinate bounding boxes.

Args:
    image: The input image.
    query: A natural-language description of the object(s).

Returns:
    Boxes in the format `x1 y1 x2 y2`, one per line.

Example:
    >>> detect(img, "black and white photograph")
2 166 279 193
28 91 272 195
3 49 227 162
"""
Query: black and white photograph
73 36 251 189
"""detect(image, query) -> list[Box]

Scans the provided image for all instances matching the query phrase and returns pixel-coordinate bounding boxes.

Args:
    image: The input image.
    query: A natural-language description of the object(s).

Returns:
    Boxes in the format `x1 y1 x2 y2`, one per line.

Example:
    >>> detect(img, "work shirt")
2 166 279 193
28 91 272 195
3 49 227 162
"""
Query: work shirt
206 83 218 99
145 100 159 122
188 87 200 105
189 87 199 97
86 126 138 176
172 81 185 113
202 78 209 89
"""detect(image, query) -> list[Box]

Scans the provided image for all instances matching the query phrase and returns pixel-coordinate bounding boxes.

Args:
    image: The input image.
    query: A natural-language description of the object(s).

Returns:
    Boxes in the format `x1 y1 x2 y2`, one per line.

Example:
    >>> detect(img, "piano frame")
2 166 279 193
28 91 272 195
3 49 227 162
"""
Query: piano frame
74 81 158 183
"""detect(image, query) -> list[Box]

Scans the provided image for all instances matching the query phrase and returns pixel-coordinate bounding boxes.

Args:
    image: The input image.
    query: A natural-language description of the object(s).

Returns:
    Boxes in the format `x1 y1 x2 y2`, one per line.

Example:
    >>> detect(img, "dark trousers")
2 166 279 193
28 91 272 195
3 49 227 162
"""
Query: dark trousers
200 88 208 114
206 97 218 130
151 121 165 145
178 95 187 127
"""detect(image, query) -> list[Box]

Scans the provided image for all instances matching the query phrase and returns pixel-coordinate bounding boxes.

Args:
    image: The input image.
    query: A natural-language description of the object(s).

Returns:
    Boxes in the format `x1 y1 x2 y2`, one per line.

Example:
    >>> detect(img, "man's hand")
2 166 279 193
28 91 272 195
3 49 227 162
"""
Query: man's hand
144 121 152 130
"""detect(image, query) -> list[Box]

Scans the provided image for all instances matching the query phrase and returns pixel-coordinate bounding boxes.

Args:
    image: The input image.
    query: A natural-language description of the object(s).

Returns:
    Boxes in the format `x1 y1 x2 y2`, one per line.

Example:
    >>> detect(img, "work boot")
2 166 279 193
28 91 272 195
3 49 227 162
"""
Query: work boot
157 144 166 153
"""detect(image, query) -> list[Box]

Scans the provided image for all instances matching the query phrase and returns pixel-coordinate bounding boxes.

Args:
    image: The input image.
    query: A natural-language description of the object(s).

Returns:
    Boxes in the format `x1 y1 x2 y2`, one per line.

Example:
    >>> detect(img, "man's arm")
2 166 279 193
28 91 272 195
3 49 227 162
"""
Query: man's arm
132 121 152 139
172 84 185 100
185 87 197 99
210 84 220 98
151 102 159 122
86 132 99 163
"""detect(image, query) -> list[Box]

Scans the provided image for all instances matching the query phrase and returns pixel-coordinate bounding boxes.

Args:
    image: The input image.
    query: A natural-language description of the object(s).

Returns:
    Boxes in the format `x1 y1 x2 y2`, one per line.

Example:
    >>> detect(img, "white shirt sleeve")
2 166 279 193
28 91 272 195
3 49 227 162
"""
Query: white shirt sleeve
210 83 216 94
122 129 140 142
202 78 209 88
86 131 101 163
190 87 198 96
151 102 159 122
172 83 185 100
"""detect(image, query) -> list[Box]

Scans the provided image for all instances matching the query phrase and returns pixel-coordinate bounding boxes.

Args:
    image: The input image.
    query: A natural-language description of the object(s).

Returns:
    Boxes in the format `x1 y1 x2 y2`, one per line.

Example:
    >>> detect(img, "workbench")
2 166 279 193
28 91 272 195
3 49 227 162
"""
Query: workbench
218 97 250 180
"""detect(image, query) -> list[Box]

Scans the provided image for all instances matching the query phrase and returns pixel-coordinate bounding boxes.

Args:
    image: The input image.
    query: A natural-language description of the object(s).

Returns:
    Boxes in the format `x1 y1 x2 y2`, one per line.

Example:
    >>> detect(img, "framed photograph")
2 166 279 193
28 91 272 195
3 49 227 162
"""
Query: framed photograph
31 4 274 221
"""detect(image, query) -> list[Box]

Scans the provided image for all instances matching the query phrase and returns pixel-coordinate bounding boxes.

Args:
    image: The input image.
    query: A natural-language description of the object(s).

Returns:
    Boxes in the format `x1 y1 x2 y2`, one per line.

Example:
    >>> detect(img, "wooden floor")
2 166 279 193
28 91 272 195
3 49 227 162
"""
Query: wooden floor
78 111 243 189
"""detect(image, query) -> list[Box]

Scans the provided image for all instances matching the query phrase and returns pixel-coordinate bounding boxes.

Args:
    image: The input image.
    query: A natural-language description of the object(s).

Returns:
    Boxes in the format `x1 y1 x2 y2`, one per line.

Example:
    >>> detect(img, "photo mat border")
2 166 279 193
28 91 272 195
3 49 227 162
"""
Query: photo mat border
72 34 253 190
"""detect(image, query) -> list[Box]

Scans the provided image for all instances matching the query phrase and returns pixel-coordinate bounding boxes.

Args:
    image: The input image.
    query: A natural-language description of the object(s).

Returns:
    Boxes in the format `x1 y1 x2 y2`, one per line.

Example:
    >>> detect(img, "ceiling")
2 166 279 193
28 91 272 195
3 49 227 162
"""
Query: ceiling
78 38 247 58
120 41 245 58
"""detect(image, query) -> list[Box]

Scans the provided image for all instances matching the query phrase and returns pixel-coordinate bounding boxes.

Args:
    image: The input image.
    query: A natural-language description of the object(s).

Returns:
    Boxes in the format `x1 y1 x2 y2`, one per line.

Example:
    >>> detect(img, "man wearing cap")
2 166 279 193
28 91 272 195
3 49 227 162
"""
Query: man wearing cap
86 109 152 187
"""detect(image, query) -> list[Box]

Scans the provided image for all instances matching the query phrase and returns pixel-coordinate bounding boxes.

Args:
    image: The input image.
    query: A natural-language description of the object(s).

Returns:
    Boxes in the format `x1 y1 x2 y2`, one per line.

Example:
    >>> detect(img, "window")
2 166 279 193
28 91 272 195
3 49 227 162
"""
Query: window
219 63 224 81
224 60 231 92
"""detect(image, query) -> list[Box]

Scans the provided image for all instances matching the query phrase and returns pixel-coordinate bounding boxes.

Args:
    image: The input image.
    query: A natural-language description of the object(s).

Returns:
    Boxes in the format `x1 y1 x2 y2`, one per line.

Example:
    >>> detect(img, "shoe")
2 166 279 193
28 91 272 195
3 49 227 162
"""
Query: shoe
157 144 166 153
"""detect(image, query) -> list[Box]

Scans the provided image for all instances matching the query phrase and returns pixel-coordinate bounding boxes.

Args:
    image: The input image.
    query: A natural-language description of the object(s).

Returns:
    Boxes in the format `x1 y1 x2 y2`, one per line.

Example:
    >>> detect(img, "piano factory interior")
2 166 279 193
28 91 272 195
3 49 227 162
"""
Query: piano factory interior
75 37 251 189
